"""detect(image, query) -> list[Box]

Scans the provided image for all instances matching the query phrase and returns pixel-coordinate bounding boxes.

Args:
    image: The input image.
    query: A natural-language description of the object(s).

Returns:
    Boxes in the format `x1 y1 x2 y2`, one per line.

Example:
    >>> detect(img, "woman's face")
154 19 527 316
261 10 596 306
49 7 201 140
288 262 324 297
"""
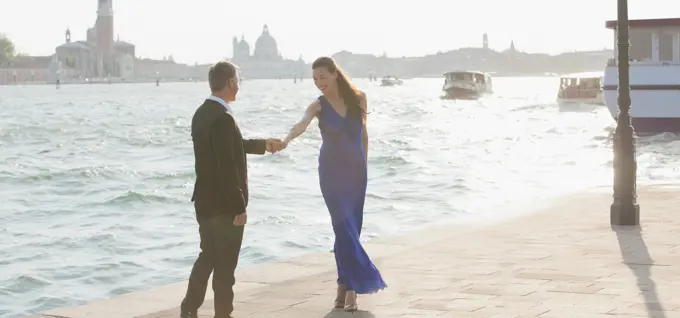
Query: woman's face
313 67 337 94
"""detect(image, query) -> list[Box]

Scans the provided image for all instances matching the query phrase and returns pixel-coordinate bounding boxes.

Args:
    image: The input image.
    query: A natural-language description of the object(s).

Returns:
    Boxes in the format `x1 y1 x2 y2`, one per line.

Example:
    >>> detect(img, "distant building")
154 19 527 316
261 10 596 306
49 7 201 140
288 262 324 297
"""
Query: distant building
54 0 136 79
483 33 489 50
230 25 306 79
134 56 204 81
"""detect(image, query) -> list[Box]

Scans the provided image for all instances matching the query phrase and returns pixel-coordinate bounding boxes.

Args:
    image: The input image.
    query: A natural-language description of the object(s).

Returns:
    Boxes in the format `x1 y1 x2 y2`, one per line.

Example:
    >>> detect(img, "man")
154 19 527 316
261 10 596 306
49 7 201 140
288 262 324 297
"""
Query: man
180 61 282 318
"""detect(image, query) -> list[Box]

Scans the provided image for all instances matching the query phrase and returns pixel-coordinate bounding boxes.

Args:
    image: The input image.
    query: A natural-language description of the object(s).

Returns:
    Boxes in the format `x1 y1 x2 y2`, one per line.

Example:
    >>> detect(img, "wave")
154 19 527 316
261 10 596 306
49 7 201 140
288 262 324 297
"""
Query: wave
3 79 680 318
102 191 185 205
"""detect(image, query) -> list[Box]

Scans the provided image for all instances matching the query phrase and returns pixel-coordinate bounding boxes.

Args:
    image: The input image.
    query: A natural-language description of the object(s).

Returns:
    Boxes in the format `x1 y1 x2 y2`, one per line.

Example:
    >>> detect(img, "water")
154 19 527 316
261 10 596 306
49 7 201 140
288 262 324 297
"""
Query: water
1 78 679 317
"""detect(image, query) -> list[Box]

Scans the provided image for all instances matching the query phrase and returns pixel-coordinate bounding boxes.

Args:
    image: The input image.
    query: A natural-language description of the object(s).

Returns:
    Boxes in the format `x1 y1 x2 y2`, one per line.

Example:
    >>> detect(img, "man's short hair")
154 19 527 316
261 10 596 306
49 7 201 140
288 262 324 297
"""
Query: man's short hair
208 61 237 93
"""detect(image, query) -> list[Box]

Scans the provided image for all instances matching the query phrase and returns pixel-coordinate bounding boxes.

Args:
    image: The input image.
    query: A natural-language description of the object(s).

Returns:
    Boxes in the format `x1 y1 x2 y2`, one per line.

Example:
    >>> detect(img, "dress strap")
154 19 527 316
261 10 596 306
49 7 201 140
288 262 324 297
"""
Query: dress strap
318 95 330 109
317 96 334 133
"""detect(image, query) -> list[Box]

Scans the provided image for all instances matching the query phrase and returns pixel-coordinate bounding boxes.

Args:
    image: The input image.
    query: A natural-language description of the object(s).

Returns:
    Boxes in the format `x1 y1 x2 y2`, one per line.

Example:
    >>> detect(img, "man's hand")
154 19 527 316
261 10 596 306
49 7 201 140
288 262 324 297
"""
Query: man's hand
233 212 247 226
266 138 286 153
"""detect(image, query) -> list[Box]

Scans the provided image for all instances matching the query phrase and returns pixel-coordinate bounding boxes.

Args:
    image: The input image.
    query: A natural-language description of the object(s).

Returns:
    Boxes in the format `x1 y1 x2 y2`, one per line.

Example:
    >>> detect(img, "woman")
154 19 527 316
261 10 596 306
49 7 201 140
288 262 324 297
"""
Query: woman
281 56 386 311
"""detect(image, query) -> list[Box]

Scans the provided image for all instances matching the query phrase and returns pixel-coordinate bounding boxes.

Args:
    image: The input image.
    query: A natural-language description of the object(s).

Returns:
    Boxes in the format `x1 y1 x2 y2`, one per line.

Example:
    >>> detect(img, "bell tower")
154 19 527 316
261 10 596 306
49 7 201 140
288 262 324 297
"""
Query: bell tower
96 0 114 76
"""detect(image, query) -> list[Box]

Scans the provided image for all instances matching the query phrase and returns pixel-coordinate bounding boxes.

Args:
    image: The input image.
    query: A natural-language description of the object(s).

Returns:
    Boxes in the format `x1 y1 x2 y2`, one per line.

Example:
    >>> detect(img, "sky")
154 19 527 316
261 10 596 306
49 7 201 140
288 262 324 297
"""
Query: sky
0 0 676 64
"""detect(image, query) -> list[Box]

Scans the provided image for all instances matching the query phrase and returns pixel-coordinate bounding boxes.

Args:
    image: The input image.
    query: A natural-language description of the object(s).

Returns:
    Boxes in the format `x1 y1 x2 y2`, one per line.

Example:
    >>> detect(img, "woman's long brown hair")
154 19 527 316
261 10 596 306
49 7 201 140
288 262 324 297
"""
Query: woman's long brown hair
312 56 366 123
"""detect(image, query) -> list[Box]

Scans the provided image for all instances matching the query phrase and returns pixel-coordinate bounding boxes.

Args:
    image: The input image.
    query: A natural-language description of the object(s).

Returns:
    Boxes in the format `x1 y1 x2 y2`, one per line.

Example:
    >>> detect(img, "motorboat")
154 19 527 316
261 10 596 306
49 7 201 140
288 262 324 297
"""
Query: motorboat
556 72 605 107
381 75 403 86
441 71 493 100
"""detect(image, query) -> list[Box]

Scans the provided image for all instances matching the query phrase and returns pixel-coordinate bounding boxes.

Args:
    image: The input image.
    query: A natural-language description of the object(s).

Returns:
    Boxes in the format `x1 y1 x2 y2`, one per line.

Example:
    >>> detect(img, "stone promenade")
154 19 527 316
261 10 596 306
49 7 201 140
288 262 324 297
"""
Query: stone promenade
27 185 680 318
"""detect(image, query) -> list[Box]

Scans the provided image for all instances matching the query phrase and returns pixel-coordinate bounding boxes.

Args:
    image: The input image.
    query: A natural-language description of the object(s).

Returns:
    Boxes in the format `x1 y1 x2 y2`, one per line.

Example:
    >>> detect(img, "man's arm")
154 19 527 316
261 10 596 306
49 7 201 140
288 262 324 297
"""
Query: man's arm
242 139 266 155
360 91 369 164
210 114 246 215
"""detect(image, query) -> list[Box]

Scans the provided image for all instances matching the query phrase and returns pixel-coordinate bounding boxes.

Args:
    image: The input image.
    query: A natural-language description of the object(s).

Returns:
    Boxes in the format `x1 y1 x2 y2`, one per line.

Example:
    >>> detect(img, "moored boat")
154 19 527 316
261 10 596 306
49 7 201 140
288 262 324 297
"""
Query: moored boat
602 17 680 133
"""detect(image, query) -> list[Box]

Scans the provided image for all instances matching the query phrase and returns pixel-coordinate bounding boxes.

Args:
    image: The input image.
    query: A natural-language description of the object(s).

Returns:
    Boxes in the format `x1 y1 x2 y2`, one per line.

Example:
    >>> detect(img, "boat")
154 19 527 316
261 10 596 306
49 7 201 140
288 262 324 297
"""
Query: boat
441 71 493 100
602 18 680 133
381 76 403 86
556 72 605 107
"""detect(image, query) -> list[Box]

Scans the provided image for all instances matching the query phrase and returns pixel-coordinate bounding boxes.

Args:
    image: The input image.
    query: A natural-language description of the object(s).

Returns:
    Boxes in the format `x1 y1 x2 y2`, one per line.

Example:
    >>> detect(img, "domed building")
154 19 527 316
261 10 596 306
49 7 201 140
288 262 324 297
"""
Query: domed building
253 25 281 61
232 36 250 60
230 25 307 79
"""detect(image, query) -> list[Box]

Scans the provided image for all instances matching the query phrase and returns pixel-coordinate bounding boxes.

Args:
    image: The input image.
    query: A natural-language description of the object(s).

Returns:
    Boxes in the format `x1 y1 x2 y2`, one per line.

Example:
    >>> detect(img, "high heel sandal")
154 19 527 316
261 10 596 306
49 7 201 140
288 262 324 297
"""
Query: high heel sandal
334 300 345 309
343 303 358 312
343 291 358 312
334 285 346 309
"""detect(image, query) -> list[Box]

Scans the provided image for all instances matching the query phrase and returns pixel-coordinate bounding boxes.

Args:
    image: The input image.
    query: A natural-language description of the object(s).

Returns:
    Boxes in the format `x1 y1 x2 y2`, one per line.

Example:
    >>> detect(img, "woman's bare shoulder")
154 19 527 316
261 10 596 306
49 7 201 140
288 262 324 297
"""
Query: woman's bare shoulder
308 99 322 113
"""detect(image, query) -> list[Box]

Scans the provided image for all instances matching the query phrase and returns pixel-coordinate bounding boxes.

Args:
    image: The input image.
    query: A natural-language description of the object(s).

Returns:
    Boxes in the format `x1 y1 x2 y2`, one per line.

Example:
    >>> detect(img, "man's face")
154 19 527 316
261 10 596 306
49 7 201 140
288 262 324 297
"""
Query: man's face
227 72 240 100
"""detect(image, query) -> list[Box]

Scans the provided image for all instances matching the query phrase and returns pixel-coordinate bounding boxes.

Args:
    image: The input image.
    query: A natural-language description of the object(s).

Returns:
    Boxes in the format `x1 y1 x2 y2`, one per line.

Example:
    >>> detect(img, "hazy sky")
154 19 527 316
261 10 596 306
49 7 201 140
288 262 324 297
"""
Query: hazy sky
0 0 675 64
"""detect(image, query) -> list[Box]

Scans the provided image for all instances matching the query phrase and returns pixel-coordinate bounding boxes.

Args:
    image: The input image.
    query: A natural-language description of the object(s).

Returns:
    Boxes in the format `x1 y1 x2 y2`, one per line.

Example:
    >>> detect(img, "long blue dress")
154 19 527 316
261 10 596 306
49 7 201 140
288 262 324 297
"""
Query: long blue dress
317 95 387 294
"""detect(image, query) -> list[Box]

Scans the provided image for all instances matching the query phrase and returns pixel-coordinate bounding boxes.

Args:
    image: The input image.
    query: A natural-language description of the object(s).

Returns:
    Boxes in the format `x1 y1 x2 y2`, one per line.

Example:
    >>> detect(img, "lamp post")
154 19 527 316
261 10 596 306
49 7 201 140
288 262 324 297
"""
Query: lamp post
610 0 640 226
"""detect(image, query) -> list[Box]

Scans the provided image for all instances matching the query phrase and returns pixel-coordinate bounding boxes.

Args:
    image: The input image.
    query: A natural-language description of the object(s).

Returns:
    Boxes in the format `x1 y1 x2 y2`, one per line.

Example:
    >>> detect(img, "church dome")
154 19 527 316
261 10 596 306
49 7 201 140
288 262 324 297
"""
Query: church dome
254 25 279 60
238 36 250 52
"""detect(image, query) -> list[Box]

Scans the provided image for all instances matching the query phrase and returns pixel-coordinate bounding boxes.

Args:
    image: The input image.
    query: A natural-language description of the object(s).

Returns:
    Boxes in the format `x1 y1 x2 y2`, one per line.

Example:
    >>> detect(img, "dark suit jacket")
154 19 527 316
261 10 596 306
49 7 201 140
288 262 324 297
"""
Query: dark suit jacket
190 99 266 219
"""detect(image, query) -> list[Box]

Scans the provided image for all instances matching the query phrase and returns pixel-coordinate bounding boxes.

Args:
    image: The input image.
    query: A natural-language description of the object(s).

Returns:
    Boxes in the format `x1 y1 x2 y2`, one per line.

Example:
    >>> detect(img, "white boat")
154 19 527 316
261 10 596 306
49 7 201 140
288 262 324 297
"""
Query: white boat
441 71 493 100
602 17 680 133
381 76 403 86
556 72 605 107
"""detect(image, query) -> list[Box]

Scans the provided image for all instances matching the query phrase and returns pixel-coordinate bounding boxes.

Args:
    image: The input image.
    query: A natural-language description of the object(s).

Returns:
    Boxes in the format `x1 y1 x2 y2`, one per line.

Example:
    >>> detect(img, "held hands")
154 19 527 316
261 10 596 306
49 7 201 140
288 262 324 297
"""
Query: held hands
265 138 288 154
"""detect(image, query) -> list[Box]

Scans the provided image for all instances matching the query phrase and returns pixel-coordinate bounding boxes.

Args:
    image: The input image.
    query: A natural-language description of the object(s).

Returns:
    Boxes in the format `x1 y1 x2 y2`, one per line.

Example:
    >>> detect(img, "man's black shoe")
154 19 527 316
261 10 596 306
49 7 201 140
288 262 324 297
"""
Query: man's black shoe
180 311 197 318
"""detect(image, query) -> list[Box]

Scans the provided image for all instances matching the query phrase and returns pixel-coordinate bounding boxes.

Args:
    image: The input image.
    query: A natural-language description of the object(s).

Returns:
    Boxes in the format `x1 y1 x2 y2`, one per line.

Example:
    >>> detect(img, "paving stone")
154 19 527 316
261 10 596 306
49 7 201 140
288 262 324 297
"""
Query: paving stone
25 185 680 318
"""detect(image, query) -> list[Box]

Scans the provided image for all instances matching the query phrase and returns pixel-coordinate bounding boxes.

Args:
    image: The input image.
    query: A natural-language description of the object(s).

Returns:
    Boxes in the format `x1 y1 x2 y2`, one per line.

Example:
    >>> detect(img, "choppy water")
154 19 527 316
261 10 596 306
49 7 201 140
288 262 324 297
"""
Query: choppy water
1 78 679 317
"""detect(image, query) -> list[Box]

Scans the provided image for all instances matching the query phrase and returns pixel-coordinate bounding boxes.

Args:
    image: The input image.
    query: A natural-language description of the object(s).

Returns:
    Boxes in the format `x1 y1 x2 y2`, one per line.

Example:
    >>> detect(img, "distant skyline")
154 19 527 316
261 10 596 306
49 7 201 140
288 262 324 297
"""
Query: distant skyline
0 0 675 64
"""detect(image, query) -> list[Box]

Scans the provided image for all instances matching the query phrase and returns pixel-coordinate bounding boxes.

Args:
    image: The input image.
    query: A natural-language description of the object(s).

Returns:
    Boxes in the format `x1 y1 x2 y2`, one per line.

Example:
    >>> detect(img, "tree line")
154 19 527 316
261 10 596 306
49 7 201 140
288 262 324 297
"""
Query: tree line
0 33 16 67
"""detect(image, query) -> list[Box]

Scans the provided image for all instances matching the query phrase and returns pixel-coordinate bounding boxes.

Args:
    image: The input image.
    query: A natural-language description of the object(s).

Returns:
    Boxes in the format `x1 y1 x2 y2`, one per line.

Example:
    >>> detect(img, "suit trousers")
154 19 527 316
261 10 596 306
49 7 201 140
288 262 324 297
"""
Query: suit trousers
180 213 244 317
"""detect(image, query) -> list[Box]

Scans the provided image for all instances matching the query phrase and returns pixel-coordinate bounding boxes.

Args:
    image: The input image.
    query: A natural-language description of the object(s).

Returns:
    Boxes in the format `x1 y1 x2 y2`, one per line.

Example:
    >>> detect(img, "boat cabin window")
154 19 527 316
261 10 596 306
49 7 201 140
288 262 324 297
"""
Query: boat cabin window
473 73 485 84
582 79 600 89
560 77 601 89
448 73 473 81
447 72 487 83
625 28 680 62
560 78 578 88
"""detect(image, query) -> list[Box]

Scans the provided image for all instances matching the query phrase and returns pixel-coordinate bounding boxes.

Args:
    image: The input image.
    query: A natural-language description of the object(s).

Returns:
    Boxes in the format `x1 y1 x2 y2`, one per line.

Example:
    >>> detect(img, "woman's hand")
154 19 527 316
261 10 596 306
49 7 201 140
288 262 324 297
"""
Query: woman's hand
265 138 285 153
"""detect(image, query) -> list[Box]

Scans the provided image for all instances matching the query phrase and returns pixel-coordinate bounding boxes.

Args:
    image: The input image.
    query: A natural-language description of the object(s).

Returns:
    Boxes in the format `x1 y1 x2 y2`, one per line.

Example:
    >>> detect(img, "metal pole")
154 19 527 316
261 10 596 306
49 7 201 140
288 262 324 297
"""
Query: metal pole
610 0 640 225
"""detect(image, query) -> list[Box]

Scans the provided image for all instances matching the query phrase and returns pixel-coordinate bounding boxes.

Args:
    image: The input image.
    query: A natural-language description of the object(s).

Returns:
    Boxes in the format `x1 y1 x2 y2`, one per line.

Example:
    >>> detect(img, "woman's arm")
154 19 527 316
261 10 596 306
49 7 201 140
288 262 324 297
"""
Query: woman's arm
282 100 321 146
360 92 369 164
